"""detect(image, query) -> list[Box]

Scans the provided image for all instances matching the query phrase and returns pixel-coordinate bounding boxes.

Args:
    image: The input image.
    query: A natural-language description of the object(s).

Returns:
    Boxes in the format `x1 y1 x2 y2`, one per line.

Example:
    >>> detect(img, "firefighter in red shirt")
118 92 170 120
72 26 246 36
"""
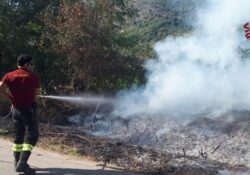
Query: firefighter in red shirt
0 54 40 174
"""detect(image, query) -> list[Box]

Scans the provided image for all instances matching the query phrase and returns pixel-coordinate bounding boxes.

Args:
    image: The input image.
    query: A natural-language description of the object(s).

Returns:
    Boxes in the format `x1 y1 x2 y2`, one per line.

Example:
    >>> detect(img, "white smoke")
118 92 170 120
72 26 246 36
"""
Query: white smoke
114 0 250 117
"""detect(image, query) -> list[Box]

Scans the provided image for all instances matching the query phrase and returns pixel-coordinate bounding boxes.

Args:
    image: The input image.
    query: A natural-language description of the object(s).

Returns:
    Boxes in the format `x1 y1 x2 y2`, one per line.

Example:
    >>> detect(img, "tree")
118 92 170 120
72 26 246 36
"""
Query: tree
0 0 51 76
44 0 144 93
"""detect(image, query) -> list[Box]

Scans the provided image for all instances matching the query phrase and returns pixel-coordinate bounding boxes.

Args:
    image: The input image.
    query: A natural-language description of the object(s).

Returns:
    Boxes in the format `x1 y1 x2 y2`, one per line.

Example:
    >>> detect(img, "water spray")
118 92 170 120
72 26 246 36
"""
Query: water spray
38 95 114 106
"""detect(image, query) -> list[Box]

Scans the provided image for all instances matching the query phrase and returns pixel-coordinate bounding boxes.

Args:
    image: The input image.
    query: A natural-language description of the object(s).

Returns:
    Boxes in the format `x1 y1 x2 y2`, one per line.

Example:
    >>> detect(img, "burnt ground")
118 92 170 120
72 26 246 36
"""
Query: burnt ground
1 109 250 175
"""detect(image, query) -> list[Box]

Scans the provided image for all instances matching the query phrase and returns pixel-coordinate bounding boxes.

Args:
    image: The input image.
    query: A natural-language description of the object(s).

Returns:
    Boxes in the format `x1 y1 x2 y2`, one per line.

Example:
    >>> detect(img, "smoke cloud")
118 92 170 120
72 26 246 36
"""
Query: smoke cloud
114 0 250 118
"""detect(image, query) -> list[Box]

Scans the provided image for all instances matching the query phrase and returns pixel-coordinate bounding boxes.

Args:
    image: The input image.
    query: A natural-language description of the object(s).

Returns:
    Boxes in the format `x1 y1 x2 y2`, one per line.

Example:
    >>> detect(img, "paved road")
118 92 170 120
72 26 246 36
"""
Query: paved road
0 138 142 175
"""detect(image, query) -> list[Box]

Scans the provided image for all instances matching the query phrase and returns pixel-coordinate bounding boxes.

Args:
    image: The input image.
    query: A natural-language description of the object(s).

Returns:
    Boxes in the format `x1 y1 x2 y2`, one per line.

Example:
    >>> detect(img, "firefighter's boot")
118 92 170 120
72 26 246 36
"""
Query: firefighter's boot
13 152 20 168
15 151 36 174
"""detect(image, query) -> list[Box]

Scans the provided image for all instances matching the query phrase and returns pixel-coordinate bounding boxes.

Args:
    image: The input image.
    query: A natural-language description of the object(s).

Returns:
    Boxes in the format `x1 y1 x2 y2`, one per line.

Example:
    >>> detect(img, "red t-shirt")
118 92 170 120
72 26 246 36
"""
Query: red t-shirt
1 68 40 108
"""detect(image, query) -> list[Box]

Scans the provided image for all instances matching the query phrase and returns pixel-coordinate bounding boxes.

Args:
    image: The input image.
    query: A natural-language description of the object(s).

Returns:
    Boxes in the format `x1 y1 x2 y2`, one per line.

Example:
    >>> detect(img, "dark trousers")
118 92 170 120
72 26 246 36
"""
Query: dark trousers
12 106 39 147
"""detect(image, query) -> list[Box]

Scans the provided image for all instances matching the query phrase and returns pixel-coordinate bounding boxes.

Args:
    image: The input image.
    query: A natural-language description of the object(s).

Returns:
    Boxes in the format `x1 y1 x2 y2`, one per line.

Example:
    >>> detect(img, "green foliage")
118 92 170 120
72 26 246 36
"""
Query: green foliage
119 0 195 59
42 0 144 93
0 0 194 95
0 0 51 76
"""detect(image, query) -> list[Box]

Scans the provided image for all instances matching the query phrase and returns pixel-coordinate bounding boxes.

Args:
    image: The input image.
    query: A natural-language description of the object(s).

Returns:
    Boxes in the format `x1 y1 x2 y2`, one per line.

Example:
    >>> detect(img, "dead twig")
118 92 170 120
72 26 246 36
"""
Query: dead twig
211 145 221 154
42 132 93 142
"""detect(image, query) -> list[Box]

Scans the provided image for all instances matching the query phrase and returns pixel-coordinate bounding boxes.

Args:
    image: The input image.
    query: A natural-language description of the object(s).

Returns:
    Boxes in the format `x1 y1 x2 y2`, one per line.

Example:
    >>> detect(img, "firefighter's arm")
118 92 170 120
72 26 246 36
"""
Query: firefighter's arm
0 81 13 101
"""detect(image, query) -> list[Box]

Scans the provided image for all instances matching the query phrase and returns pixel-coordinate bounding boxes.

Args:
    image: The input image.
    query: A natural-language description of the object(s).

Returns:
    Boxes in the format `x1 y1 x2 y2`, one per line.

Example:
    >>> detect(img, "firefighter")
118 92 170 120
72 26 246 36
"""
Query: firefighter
0 54 40 174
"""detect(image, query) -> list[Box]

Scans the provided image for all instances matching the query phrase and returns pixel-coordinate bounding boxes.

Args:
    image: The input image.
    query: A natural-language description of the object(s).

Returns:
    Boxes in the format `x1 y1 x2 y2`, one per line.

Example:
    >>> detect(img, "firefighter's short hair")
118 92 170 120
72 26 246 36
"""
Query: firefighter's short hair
17 54 32 67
